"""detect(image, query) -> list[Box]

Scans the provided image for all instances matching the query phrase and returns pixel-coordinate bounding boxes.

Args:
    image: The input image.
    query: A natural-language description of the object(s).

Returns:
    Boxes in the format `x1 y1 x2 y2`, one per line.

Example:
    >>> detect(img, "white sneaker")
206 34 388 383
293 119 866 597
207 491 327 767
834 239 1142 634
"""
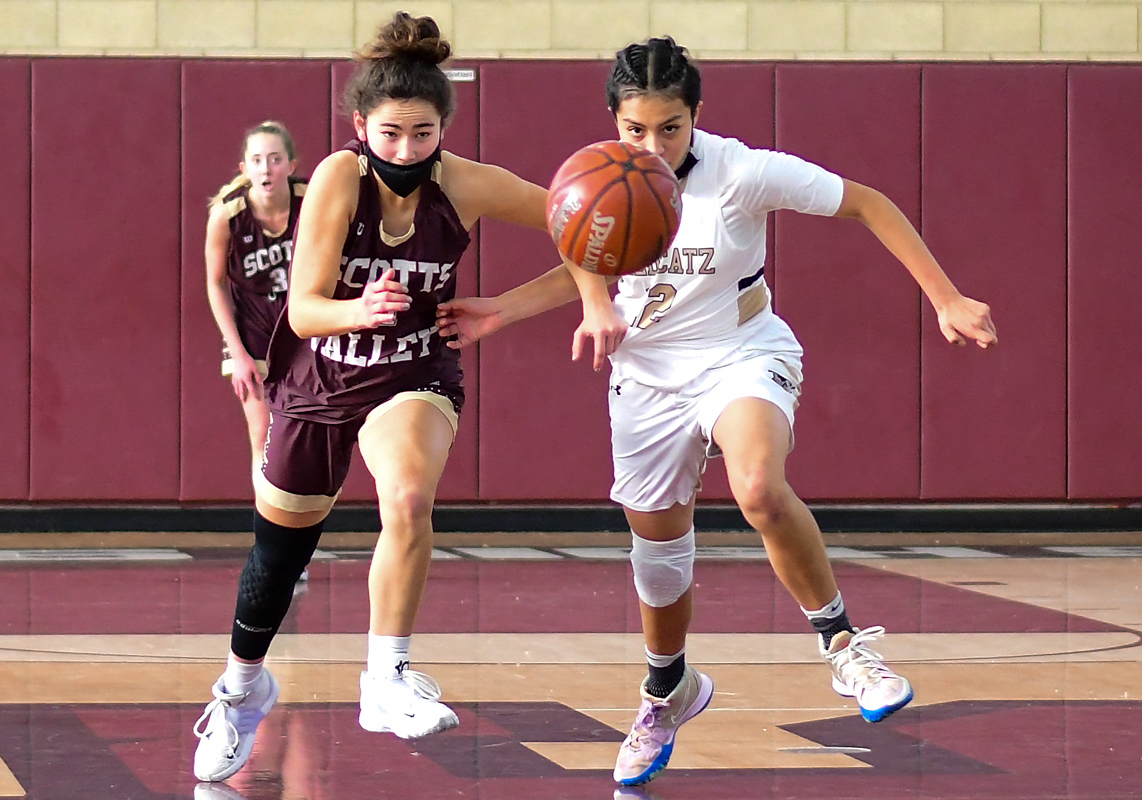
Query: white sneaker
822 626 913 722
194 782 249 799
193 669 280 781
358 669 459 738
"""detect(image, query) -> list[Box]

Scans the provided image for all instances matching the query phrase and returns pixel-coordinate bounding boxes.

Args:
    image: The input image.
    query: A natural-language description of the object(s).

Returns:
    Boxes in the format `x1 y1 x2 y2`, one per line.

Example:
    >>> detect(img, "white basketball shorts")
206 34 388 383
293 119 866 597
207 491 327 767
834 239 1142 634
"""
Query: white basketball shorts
608 351 803 513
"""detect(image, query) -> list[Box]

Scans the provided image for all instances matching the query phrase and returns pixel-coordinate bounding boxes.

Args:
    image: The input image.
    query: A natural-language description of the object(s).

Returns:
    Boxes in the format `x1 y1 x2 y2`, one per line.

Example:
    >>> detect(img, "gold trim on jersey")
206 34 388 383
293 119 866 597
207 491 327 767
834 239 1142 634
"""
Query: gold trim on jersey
737 284 770 326
380 222 416 247
221 195 247 220
293 181 307 197
254 467 340 514
359 390 459 441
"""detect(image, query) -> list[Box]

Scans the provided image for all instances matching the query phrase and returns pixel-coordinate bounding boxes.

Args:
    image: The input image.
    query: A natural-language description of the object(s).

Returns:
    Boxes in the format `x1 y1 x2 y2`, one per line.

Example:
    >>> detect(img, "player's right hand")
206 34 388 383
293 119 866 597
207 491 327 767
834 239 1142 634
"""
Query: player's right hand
436 297 505 349
230 353 263 403
358 268 411 329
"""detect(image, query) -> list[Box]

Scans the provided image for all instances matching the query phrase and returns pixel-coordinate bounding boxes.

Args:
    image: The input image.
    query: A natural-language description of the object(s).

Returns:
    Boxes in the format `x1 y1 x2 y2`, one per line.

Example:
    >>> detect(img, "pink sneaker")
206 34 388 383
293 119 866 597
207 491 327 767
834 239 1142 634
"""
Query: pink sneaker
613 664 714 786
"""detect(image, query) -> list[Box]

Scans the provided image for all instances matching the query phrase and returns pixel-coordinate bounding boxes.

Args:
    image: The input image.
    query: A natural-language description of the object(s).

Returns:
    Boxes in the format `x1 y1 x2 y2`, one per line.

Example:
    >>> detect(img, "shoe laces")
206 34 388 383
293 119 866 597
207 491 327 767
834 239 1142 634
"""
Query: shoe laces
624 696 670 752
193 694 241 759
399 669 444 702
831 626 894 684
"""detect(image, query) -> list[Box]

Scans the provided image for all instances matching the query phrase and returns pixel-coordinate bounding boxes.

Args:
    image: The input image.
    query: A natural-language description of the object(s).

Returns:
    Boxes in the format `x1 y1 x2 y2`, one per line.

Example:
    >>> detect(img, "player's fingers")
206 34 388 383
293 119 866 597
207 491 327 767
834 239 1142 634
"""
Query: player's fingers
593 339 605 372
571 330 584 362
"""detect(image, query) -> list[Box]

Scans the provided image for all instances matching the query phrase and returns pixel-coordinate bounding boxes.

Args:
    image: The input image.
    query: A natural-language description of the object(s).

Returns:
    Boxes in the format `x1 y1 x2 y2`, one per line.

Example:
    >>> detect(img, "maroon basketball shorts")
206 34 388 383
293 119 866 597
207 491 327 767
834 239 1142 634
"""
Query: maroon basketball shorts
255 387 461 514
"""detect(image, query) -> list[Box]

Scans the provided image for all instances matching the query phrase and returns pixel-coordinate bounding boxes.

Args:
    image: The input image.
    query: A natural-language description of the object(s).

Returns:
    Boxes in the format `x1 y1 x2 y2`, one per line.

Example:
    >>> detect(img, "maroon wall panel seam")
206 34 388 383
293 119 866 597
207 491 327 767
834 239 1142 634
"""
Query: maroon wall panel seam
179 59 333 502
1067 65 1142 500
775 63 923 500
30 59 182 501
920 65 1068 500
477 61 617 501
0 60 31 500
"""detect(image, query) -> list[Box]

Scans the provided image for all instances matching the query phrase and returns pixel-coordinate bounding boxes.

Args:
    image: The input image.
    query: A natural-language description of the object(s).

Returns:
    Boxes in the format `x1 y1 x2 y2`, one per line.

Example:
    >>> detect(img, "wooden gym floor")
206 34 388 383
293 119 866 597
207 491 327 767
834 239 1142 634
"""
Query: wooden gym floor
0 531 1139 799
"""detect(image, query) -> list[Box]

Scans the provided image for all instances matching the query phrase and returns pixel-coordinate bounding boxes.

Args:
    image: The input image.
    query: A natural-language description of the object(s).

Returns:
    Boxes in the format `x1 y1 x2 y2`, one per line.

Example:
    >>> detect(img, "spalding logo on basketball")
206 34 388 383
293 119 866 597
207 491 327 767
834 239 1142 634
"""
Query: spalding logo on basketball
546 141 682 277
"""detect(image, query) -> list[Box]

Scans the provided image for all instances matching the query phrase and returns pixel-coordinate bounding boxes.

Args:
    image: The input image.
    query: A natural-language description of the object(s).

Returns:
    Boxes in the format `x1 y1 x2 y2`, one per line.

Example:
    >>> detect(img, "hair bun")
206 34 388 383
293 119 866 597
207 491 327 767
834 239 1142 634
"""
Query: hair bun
359 11 451 65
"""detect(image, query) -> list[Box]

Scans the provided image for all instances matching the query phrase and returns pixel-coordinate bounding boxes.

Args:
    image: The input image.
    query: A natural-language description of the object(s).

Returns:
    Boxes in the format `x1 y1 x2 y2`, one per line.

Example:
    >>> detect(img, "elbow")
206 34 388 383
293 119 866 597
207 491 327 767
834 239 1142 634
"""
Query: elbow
288 302 318 339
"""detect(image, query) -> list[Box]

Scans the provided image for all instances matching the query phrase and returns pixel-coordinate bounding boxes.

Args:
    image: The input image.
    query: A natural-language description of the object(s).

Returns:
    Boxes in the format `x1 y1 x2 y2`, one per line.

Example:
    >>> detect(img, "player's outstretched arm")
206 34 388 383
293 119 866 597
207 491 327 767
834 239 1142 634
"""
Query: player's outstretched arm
439 154 627 365
436 262 583 348
835 179 997 349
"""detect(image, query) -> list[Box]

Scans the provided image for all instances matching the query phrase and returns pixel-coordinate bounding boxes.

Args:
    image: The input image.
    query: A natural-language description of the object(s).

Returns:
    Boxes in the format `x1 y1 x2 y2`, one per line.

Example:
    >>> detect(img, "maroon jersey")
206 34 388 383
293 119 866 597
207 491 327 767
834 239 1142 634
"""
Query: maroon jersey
220 177 307 359
265 141 471 423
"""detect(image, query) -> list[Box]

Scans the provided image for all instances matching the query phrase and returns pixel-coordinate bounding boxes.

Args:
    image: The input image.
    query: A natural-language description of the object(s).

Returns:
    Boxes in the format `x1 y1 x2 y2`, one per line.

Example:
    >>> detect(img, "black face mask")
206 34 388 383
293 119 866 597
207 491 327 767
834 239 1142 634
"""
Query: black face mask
675 150 698 181
364 142 442 198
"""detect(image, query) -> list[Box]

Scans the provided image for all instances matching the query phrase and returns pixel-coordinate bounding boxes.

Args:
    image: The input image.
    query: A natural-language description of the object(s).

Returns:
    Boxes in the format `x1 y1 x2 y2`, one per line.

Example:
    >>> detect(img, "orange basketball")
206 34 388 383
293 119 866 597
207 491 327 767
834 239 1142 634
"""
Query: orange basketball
546 141 682 277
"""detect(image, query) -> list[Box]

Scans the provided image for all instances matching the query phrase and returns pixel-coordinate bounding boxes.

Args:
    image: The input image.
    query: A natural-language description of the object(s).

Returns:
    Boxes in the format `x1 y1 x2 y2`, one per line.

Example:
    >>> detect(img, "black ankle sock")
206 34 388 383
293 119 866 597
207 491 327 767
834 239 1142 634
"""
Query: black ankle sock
812 611 855 650
646 653 686 698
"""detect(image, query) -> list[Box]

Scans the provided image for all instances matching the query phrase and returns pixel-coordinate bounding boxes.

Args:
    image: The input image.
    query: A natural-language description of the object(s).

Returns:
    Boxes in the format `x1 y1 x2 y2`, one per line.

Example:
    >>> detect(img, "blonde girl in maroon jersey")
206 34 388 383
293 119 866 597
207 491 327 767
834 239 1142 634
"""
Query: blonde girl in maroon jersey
205 121 306 471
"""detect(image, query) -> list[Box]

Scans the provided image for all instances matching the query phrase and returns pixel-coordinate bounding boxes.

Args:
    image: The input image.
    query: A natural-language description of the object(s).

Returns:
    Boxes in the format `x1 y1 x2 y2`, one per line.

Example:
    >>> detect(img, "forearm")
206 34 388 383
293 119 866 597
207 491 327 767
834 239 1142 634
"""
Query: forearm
494 263 584 327
205 280 249 357
288 293 362 339
565 262 617 316
859 192 961 310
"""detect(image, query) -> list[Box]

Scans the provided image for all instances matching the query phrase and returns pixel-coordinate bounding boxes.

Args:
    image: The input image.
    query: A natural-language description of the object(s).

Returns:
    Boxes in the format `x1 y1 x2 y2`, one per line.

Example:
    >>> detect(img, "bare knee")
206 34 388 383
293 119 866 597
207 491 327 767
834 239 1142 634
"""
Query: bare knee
733 472 794 531
378 481 435 533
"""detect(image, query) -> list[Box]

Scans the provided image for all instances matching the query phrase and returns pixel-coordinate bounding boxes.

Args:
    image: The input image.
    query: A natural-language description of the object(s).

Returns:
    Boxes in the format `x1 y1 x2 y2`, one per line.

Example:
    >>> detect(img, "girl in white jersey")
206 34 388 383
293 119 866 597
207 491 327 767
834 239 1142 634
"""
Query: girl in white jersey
437 37 996 788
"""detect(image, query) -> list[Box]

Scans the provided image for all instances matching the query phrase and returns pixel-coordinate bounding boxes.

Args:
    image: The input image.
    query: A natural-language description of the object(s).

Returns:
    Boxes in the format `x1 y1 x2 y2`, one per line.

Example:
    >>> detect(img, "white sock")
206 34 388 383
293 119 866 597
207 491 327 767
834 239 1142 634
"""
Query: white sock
367 634 411 680
801 592 845 621
645 646 685 668
223 653 264 695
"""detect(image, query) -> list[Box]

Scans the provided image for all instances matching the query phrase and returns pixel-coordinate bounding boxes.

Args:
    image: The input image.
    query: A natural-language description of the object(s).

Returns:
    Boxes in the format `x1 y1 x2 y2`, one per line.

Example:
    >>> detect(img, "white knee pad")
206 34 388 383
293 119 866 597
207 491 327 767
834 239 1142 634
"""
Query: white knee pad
630 528 696 608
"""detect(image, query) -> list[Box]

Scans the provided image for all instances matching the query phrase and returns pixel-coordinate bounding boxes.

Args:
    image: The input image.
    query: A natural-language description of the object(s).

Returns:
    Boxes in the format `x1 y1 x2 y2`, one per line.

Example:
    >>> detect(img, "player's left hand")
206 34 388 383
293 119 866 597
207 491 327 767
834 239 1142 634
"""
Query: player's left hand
572 303 628 371
435 296 505 348
937 294 997 349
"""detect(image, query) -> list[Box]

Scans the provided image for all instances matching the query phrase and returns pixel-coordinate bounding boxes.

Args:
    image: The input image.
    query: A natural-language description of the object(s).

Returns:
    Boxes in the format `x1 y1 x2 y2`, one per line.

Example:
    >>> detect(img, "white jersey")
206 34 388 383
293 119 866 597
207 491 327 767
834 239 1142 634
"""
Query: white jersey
610 129 845 390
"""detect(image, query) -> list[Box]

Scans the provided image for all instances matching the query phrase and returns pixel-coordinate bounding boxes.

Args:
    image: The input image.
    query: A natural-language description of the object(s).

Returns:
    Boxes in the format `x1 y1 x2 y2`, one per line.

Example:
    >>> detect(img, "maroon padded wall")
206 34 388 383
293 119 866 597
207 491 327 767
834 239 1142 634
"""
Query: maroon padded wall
477 61 617 500
1068 66 1142 499
774 64 923 500
330 61 481 503
0 61 30 499
921 65 1067 499
30 60 182 500
180 60 333 501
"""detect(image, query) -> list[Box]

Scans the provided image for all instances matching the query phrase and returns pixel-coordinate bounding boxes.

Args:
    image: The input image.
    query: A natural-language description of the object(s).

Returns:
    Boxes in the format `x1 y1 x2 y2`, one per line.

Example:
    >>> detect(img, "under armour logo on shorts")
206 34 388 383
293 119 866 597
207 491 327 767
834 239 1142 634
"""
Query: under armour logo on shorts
768 370 799 396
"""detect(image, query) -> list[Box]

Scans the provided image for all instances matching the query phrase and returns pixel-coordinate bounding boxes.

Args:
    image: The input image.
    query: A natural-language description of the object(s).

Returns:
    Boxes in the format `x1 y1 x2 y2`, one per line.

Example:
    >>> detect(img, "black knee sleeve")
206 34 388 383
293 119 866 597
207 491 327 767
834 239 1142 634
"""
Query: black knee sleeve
230 511 323 661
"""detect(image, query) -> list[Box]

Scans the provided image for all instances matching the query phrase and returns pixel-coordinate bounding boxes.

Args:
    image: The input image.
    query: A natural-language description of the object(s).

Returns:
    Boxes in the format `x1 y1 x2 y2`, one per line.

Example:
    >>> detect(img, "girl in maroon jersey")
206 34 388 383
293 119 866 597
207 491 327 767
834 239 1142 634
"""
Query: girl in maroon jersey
205 121 307 472
192 13 624 783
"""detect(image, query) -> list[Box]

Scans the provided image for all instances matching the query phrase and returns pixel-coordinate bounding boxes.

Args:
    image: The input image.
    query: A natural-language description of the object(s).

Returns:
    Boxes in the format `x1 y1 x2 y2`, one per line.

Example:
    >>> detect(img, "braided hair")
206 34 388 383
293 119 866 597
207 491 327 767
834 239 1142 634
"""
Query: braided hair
606 37 701 116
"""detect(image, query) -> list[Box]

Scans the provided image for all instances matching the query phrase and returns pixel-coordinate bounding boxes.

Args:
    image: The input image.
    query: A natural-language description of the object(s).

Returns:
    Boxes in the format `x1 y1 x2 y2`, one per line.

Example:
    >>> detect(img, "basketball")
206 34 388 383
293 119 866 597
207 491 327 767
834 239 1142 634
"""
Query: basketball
546 141 682 277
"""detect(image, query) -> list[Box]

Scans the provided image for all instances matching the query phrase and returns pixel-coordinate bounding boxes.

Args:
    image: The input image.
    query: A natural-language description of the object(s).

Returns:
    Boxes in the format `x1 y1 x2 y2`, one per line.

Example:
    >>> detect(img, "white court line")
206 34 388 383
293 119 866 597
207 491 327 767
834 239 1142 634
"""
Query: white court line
451 547 563 560
0 548 191 562
553 547 630 560
1043 546 1142 558
903 546 1007 558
